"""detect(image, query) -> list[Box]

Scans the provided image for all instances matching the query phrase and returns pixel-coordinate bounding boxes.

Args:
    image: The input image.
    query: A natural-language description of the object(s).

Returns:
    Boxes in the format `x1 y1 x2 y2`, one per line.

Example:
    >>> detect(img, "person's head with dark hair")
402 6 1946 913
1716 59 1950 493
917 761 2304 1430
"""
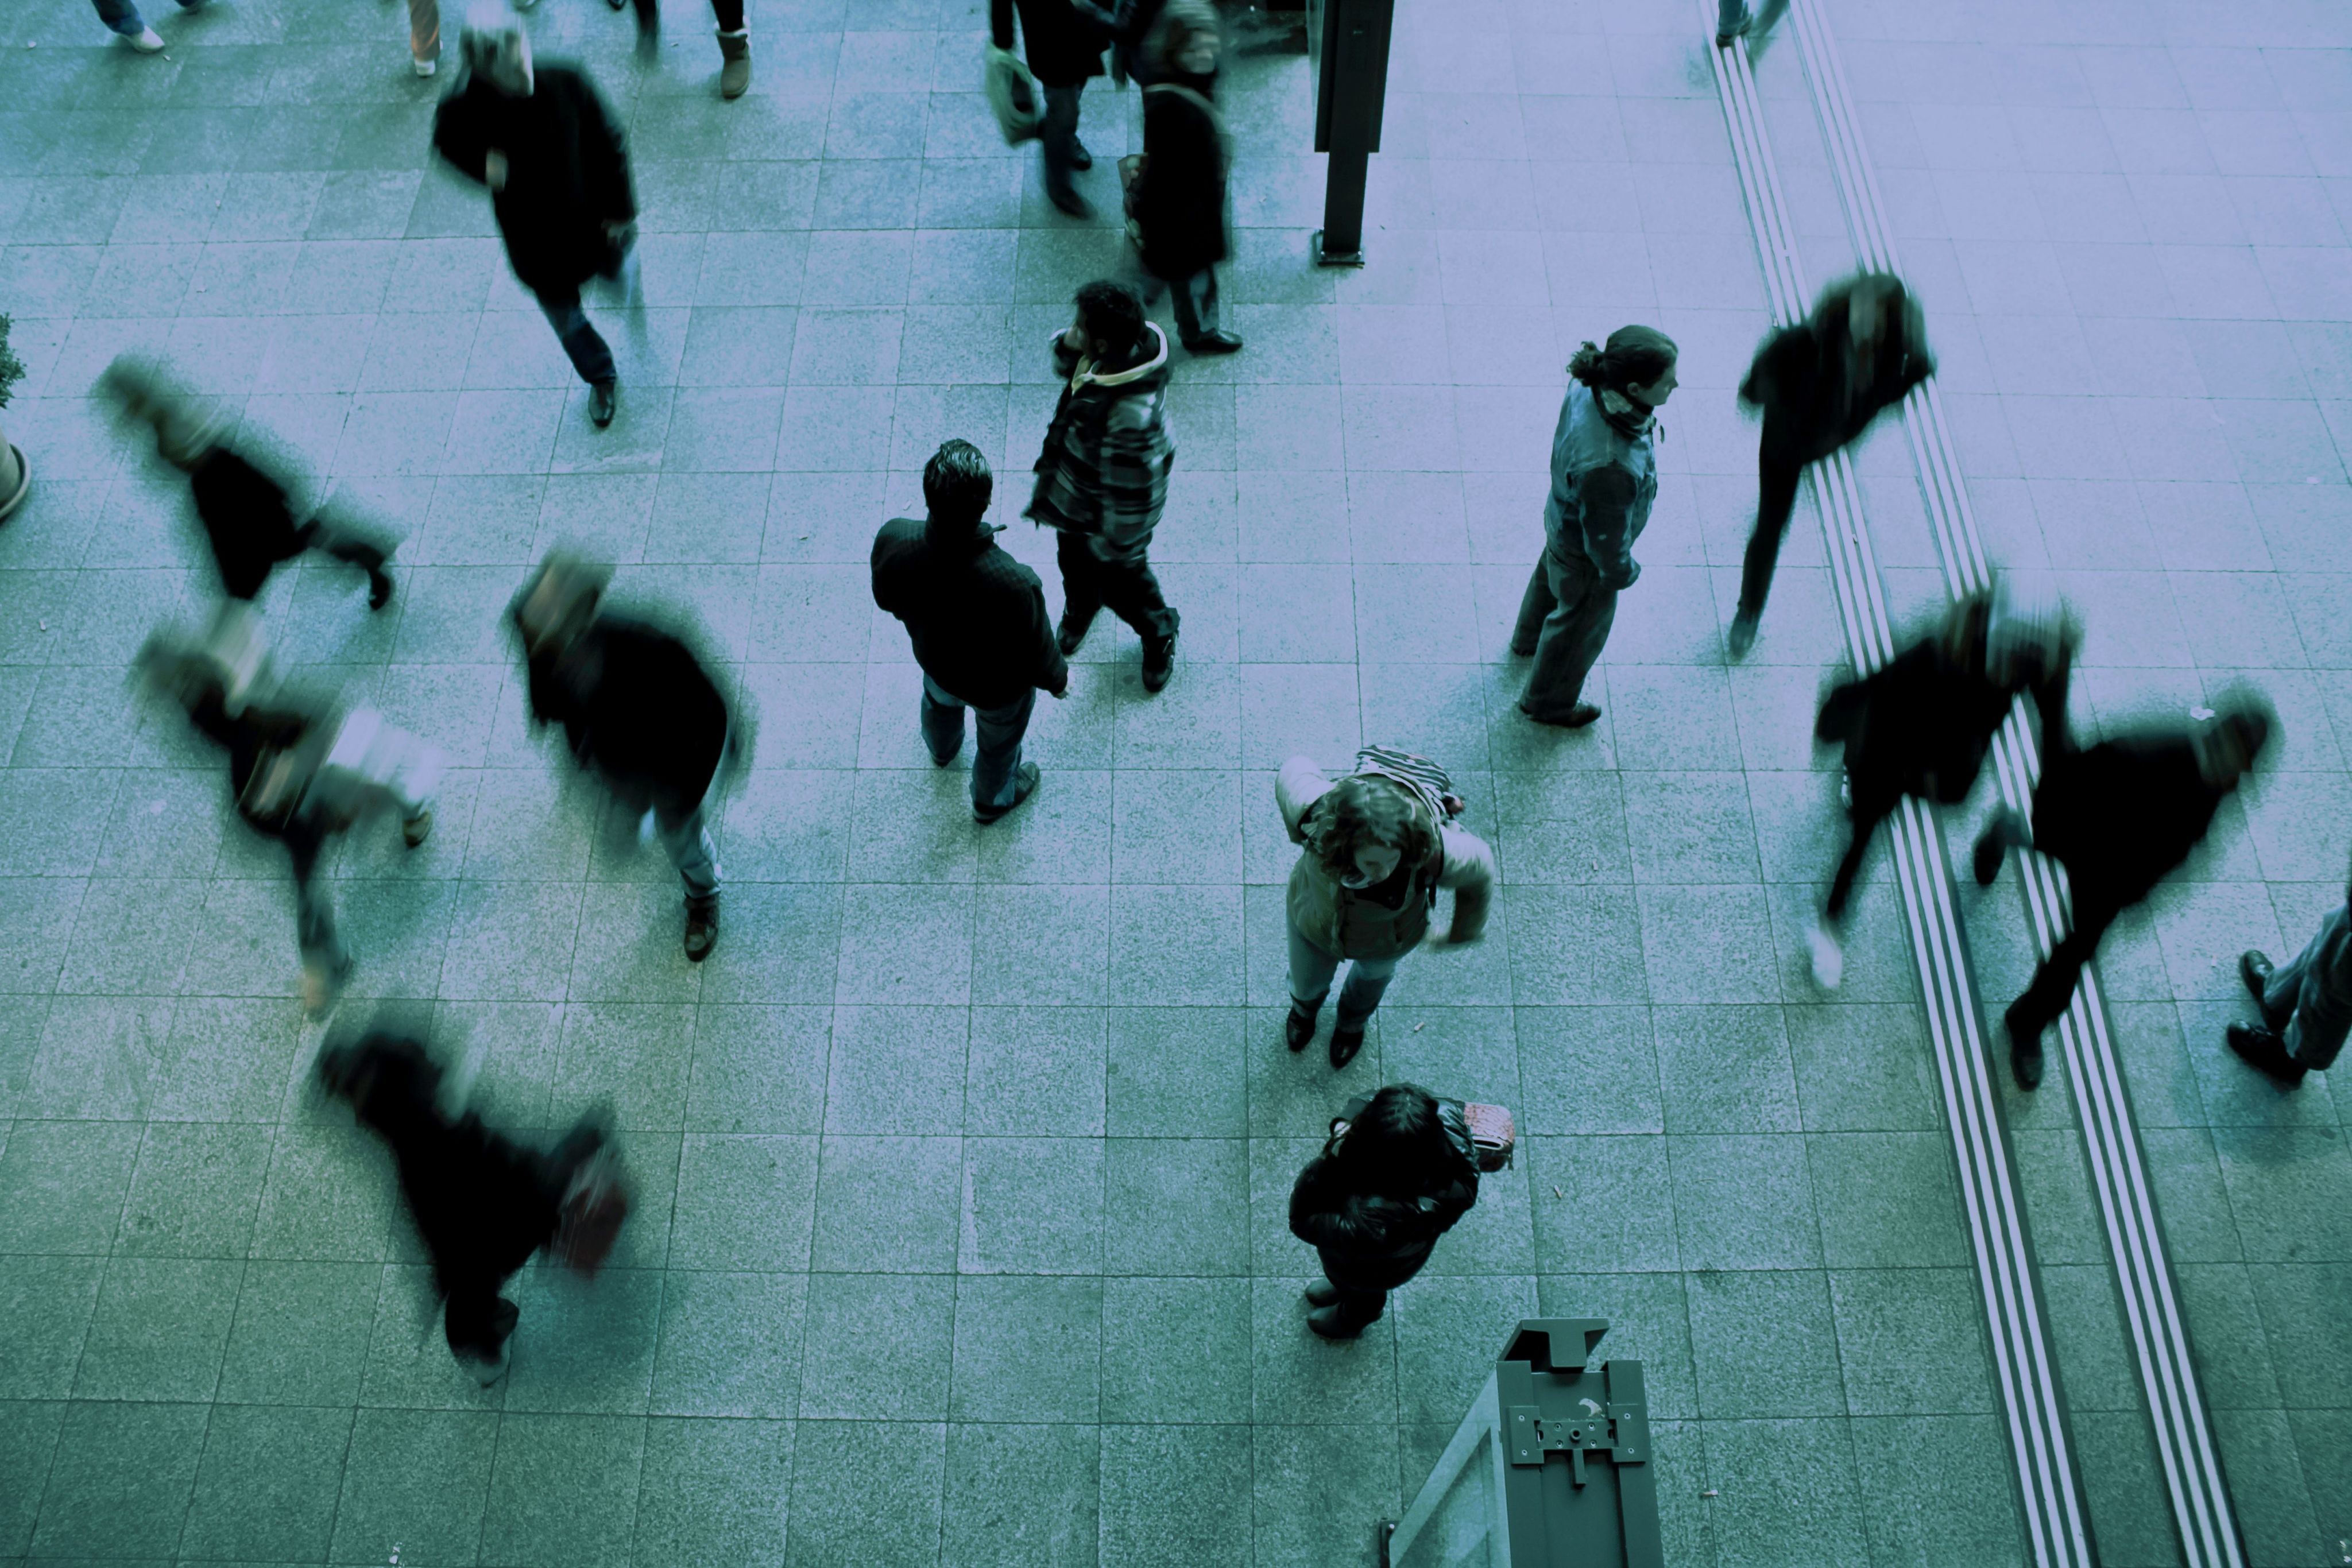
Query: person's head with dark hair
1566 324 1679 409
922 439 995 533
1071 280 1149 364
318 1031 443 1128
1335 1082 1473 1197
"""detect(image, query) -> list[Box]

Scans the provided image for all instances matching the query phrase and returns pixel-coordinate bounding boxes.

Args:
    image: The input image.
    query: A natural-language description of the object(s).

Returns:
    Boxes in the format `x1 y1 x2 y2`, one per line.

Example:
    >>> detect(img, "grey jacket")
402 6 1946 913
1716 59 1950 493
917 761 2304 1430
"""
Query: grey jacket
1276 757 1495 961
1542 381 1657 591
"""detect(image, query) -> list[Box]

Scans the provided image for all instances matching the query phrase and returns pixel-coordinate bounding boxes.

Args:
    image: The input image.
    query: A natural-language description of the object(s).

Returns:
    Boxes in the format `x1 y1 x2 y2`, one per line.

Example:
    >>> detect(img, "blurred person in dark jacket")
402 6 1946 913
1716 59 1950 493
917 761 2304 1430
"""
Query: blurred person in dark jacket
1512 328 1677 730
136 634 441 1015
432 3 638 429
1810 592 2069 993
991 0 1112 215
873 440 1071 823
510 552 733 961
1729 272 1933 659
319 1031 624 1384
100 357 398 698
1130 1 1241 354
1289 1084 1480 1339
2231 864 2352 1090
1028 282 1182 692
1976 703 2270 1090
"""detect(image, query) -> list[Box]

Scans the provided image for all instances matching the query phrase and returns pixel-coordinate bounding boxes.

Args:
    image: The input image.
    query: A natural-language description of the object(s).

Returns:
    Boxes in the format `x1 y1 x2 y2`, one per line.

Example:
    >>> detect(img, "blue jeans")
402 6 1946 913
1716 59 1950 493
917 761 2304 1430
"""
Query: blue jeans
94 0 200 34
921 675 1034 812
1287 920 1401 1030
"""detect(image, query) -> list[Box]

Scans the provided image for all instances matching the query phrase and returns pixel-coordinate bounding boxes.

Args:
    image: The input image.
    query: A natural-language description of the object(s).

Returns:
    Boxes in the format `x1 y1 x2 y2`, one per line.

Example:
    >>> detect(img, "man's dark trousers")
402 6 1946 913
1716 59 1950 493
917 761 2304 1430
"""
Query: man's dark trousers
922 676 1036 812
1057 532 1177 644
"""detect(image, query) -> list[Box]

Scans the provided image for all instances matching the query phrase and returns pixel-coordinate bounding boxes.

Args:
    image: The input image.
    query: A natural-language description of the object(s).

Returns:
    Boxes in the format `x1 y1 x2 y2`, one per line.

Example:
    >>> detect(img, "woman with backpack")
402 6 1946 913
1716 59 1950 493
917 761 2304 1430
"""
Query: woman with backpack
1278 748 1496 1068
1128 0 1242 354
1289 1083 1482 1339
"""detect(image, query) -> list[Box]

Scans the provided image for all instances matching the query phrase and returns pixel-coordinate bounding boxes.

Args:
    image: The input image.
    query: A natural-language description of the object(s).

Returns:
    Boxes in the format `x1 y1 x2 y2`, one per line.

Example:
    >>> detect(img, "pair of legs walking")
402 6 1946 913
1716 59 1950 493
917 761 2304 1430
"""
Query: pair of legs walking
2232 910 2350 1087
1287 922 1398 1068
1040 83 1089 211
1057 532 1179 683
91 0 199 41
1729 440 1805 653
1513 545 1615 725
921 676 1036 818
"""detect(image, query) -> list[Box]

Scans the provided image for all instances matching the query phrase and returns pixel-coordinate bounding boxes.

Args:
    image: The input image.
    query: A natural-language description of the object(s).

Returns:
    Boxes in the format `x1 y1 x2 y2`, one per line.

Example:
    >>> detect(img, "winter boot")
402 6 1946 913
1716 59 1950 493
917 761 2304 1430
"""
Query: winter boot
717 29 751 99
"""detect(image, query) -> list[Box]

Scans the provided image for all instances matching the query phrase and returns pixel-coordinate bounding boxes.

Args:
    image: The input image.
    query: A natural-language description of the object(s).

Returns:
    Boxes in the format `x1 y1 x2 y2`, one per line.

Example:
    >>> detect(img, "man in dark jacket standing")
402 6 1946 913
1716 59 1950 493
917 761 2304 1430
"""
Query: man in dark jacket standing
1028 281 1182 694
1976 704 2270 1090
991 0 1110 215
873 440 1071 824
1730 272 1933 657
511 553 732 961
431 5 637 429
2231 869 2352 1090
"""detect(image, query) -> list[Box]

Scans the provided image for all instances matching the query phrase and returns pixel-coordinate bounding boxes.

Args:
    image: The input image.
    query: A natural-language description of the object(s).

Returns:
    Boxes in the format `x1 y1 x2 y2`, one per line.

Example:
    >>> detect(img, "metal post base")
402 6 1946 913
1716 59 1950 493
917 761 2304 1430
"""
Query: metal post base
1311 230 1366 268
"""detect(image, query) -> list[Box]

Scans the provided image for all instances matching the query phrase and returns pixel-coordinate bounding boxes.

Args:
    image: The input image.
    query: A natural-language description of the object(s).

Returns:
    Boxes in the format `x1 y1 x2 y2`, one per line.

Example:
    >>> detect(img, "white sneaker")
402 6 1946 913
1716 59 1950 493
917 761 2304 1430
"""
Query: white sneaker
1806 921 1845 990
413 55 438 76
128 26 165 51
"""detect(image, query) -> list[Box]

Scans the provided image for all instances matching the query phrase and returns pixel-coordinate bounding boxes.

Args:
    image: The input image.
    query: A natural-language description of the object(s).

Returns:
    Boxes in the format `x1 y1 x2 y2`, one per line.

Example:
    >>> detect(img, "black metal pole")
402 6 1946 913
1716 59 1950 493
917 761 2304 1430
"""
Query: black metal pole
1314 146 1371 266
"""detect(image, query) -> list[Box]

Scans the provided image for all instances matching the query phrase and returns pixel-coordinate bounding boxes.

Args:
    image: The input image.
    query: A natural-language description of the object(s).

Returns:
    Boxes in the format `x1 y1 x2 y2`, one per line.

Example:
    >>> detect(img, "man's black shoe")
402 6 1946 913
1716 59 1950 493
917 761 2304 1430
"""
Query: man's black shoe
1973 829 2004 888
589 380 617 428
1141 633 1175 693
1185 330 1244 355
2226 1024 2308 1089
1070 138 1093 171
1057 617 1089 657
1285 1003 1316 1052
975 761 1041 824
1304 1279 1341 1308
1329 1023 1364 1070
2003 1002 2043 1089
2239 950 2292 1028
368 570 396 611
683 892 719 963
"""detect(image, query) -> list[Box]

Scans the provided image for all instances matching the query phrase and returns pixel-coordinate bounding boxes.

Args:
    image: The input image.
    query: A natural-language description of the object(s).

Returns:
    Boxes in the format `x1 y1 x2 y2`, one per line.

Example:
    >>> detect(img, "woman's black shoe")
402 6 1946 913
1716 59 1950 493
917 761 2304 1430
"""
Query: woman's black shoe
1329 1024 1364 1070
1303 1279 1341 1308
1285 1004 1316 1052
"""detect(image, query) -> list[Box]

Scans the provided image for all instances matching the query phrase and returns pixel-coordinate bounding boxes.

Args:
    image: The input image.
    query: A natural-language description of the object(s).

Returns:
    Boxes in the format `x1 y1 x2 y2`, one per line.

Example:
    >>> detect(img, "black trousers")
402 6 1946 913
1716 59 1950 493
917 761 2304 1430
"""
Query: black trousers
1824 785 1897 923
630 0 748 30
1739 433 1806 622
2007 889 2122 1044
1057 532 1178 644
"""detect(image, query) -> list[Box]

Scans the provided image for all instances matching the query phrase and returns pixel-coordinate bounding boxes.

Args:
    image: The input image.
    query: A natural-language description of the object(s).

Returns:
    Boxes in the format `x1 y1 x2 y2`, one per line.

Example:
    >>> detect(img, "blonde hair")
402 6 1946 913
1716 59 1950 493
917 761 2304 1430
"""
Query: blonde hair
1146 0 1221 72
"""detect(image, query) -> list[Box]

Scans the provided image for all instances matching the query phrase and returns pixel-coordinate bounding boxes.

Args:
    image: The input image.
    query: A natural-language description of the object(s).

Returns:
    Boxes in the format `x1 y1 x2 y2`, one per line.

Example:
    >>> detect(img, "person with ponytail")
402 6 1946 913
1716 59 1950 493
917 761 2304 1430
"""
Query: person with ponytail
1511 327 1677 729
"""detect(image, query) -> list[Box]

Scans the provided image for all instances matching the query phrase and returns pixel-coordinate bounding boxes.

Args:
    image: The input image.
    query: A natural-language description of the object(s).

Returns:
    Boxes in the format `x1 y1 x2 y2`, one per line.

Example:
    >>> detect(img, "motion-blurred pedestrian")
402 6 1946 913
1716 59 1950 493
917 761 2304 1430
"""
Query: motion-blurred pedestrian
1278 748 1493 1068
1715 0 1788 49
1028 281 1183 693
991 0 1111 215
1130 1 1242 355
432 3 639 429
598 0 753 95
1810 592 2068 992
2231 865 2352 1090
1729 272 1933 658
1976 704 2270 1090
509 553 733 961
1512 328 1678 730
135 633 440 1015
99 357 397 694
872 440 1071 823
318 1031 626 1384
1289 1084 1480 1339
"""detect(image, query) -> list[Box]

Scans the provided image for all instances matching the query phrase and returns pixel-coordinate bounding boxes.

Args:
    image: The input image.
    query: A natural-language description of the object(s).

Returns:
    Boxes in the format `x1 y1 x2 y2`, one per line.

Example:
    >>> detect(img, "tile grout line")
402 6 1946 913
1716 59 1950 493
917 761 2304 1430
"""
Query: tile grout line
1782 2 2249 1563
1704 9 2096 1567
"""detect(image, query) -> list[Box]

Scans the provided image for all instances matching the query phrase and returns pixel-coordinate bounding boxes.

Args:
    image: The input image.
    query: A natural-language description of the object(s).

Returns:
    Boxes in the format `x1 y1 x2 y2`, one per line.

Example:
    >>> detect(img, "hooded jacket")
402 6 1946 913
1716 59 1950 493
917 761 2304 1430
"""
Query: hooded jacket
1027 324 1177 563
1544 381 1656 591
871 515 1070 710
1288 1102 1480 1290
432 63 636 296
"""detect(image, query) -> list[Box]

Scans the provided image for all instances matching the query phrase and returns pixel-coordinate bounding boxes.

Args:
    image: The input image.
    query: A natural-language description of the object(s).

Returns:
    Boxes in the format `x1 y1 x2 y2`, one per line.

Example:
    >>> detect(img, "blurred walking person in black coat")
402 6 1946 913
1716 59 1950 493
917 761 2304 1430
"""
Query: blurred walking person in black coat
1289 1084 1480 1339
101 356 397 710
432 3 638 429
991 0 1111 215
1809 592 2069 993
510 553 734 961
1976 703 2270 1090
319 1032 625 1384
1129 1 1241 354
1730 273 1933 658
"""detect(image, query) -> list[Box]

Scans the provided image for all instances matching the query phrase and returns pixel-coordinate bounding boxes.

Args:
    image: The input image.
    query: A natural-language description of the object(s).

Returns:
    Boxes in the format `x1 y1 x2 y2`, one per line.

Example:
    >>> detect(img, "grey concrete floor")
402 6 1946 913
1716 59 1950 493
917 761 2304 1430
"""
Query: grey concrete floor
0 0 2342 1562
